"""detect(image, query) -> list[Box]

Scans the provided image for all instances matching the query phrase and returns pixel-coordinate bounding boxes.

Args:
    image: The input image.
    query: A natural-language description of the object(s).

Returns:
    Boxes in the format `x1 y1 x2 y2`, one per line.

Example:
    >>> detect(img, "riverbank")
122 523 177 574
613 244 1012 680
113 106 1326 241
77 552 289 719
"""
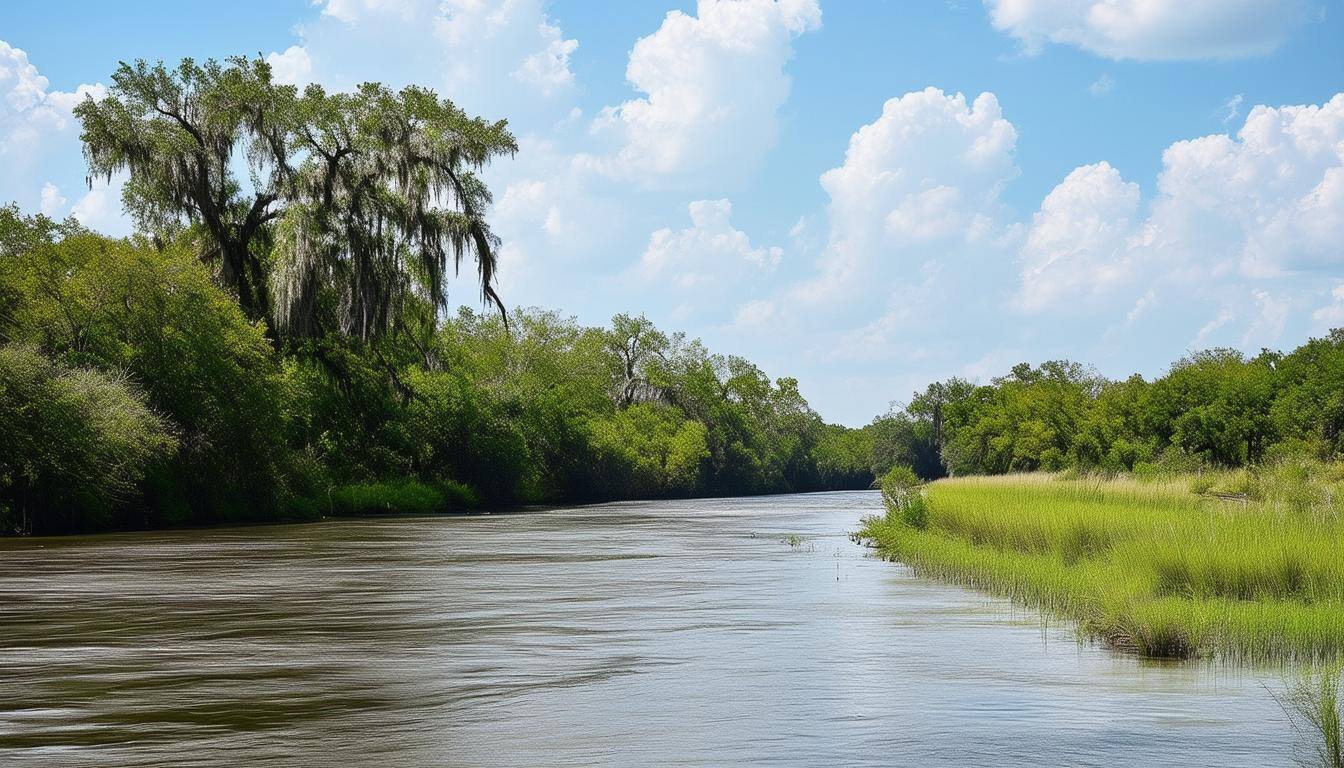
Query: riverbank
858 465 1344 662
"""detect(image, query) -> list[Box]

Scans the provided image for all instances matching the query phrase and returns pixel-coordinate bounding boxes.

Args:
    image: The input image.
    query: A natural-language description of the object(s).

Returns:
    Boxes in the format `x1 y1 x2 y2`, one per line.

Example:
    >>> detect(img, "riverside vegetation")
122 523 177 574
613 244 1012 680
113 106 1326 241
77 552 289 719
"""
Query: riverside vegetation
2 54 1342 540
862 463 1344 661
0 55 874 535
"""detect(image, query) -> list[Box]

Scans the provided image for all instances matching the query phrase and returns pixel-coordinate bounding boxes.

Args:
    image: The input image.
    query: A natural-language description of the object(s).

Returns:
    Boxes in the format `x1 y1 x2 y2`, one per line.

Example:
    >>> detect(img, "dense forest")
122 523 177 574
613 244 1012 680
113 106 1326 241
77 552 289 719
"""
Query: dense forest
1 55 1341 535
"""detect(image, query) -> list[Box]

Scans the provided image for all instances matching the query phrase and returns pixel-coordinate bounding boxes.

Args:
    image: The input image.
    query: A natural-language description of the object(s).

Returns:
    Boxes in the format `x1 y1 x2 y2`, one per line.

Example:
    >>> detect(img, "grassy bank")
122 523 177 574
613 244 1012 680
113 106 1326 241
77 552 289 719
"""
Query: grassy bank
859 462 1344 662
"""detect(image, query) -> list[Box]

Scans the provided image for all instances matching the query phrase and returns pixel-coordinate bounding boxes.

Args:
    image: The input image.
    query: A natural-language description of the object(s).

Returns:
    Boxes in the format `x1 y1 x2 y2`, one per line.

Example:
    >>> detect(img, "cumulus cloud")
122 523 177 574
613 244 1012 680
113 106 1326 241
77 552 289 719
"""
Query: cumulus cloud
985 0 1310 60
1312 283 1344 330
1152 94 1344 278
638 199 782 289
39 182 65 216
584 0 821 187
70 175 132 236
798 87 1018 305
0 40 125 232
0 41 103 156
512 23 578 95
1016 161 1140 312
289 0 578 120
1018 94 1344 319
266 45 313 87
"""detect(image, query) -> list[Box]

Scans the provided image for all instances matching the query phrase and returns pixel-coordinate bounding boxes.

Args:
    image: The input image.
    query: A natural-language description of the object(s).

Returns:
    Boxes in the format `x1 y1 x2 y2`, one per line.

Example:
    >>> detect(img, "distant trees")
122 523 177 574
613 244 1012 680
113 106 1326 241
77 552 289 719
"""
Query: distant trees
0 200 871 531
863 338 1344 480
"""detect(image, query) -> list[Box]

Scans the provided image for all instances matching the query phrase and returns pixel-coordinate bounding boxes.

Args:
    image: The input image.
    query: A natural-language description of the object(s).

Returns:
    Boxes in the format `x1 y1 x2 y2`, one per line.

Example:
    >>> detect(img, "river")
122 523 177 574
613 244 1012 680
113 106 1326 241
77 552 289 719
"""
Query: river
0 490 1296 766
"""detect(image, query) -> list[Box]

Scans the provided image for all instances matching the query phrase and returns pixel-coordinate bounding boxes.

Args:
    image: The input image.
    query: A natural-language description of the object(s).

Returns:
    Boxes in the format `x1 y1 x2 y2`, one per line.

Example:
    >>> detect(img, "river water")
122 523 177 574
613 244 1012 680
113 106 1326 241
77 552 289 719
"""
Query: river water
0 490 1297 766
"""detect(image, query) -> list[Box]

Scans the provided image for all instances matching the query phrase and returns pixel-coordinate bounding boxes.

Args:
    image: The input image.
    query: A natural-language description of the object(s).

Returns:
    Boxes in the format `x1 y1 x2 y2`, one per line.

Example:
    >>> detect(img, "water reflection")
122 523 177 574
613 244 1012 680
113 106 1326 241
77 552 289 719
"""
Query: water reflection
0 491 1293 766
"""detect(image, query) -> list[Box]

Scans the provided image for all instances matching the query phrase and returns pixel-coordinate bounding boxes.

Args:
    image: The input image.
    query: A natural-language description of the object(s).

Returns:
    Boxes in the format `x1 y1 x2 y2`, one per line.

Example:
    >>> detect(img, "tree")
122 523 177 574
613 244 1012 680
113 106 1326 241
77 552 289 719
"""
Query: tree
75 56 516 338
605 313 669 407
7 230 293 523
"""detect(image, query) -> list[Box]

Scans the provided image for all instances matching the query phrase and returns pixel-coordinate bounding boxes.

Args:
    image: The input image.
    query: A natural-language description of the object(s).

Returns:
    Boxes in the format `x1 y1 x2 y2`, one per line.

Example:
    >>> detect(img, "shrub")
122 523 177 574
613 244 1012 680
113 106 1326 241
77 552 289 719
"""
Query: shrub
325 479 479 517
0 345 175 533
8 234 292 525
880 465 928 529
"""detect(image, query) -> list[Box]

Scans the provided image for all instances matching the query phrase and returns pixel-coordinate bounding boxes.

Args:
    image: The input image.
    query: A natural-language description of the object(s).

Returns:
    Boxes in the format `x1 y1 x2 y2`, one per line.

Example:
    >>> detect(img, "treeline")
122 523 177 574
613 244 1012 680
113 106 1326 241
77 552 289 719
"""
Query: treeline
863 342 1344 480
0 209 868 534
0 55 870 535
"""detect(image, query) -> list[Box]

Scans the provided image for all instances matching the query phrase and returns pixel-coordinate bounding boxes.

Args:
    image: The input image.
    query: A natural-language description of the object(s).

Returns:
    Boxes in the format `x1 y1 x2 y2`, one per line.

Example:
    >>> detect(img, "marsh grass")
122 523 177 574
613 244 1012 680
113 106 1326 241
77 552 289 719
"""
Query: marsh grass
1278 664 1343 768
859 463 1344 661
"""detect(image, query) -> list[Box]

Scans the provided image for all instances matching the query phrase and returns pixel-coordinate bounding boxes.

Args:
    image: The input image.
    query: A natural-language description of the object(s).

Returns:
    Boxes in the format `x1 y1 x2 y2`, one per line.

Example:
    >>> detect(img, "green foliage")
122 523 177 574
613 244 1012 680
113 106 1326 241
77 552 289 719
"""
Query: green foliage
864 331 1344 483
880 465 928 529
587 404 709 498
1282 665 1343 768
812 424 876 489
75 55 516 333
326 479 478 517
3 53 882 536
6 230 293 525
0 345 175 533
860 472 1344 661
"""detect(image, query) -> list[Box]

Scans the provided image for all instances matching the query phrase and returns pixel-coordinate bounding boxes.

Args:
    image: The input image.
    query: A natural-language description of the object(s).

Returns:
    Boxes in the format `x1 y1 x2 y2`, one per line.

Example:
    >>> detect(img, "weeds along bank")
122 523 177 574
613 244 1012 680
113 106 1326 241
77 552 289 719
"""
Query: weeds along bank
860 461 1344 662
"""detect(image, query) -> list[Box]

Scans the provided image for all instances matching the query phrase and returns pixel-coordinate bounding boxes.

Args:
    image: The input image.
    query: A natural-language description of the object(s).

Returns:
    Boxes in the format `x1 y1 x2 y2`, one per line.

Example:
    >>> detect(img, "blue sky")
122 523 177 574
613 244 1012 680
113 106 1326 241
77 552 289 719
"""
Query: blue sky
2 0 1342 425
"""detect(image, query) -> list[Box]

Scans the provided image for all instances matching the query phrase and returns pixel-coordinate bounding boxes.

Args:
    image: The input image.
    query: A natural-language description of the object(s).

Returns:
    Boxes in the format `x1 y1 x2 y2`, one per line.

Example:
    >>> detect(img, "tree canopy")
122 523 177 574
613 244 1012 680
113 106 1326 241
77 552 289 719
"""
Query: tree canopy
75 56 516 338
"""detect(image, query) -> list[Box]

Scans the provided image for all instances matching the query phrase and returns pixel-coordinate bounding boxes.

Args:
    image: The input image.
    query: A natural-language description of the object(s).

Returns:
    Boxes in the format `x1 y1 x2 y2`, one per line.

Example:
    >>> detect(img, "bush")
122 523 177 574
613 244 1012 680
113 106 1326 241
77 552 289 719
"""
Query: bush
325 479 479 517
8 234 292 525
880 465 928 529
0 345 175 533
586 404 710 499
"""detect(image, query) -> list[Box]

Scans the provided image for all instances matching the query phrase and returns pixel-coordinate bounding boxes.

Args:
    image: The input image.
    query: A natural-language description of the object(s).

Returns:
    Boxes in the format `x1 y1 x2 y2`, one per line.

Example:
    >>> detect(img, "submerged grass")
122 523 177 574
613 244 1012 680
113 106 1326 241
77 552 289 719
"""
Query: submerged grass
858 462 1344 662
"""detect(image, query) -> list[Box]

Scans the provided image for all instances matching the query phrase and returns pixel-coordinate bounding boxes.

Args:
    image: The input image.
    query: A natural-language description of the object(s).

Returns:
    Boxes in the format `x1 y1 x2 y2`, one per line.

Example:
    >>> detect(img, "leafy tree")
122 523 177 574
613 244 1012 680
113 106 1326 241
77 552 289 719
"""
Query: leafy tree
605 313 669 407
1270 330 1344 458
587 404 709 498
75 56 516 336
1148 349 1275 466
7 230 292 523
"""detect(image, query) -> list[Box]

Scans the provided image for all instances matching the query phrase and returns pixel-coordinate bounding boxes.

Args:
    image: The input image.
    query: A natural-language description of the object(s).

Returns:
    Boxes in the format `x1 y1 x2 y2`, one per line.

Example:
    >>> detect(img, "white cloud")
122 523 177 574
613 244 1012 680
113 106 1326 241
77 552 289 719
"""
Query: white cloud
1153 94 1344 278
1088 73 1115 96
290 0 578 121
733 299 779 330
70 175 132 236
1017 161 1140 312
1221 93 1244 125
1193 306 1235 347
583 0 821 187
1125 288 1156 324
798 87 1018 305
39 182 65 216
318 0 418 24
0 40 124 232
266 45 313 87
512 22 578 95
986 0 1310 60
1242 289 1290 346
638 199 782 290
1016 94 1344 324
1312 283 1344 329
0 41 103 156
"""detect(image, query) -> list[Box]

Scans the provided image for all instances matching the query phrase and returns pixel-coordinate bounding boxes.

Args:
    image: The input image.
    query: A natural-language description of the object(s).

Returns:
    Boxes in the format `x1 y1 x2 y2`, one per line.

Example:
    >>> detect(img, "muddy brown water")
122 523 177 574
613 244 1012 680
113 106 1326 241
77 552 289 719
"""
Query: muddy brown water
0 491 1295 766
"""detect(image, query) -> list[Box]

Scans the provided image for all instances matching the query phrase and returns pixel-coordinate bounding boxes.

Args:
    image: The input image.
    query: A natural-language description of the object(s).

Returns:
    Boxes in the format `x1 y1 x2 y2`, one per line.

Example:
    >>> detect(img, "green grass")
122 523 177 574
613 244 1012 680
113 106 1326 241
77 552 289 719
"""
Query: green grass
1280 664 1343 767
324 479 480 517
858 463 1344 662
